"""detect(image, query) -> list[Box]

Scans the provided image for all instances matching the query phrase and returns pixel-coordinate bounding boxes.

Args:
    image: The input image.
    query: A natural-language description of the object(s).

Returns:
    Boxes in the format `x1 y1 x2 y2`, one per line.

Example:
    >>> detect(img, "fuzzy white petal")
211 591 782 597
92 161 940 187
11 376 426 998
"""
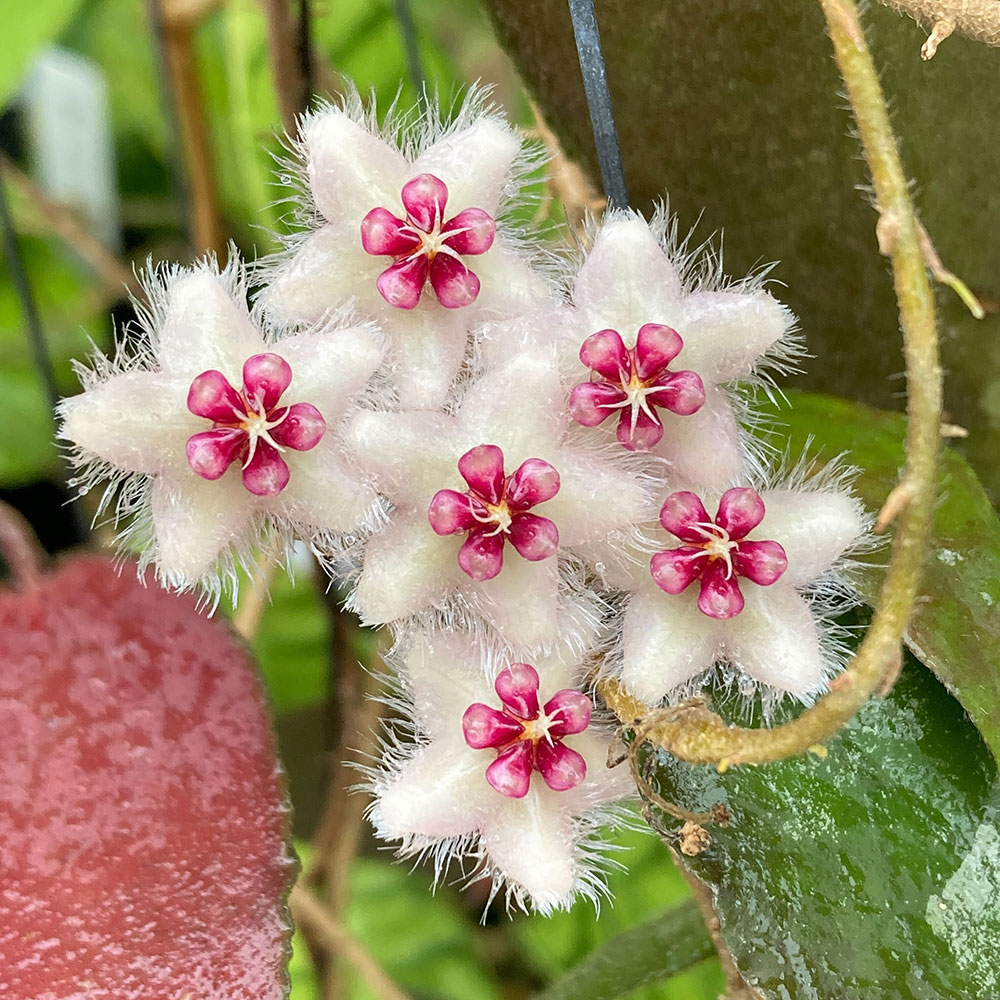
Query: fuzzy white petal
60 373 193 474
347 411 459 505
351 512 459 624
573 215 684 333
677 288 792 383
464 353 563 459
404 630 495 738
381 306 469 407
480 788 579 912
470 556 560 651
303 107 408 224
277 324 383 422
375 743 494 841
412 118 520 215
653 384 745 489
757 488 866 588
150 472 256 583
469 243 550 315
545 453 652 547
159 270 266 379
620 586 722 704
277 437 378 533
573 535 653 591
261 224 379 326
721 587 827 697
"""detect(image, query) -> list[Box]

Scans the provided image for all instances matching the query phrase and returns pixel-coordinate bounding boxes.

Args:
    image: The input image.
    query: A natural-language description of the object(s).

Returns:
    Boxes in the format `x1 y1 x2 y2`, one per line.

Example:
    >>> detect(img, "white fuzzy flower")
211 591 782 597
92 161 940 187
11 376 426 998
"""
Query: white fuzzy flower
484 208 799 489
258 88 551 408
59 252 384 601
343 349 653 652
612 465 871 705
369 627 634 915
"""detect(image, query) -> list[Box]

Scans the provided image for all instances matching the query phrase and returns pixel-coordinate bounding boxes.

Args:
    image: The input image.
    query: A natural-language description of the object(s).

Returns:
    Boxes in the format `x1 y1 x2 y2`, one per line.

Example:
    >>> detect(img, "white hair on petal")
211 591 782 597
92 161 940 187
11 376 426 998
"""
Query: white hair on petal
557 203 807 479
596 447 879 717
58 247 386 610
251 81 559 306
356 628 637 916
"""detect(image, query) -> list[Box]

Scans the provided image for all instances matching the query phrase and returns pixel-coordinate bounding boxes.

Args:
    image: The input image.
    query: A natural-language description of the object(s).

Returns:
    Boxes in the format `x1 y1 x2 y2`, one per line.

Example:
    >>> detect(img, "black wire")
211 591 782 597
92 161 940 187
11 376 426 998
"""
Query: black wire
566 0 629 209
0 172 59 416
0 169 89 542
297 0 315 114
393 0 426 104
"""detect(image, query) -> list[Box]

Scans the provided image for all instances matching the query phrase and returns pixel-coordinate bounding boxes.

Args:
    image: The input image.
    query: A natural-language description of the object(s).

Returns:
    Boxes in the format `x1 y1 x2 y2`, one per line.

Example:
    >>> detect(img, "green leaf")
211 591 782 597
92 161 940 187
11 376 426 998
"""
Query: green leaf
647 656 1000 999
344 858 502 1000
0 0 85 106
766 390 1000 762
252 568 331 713
512 829 724 1000
530 898 713 1000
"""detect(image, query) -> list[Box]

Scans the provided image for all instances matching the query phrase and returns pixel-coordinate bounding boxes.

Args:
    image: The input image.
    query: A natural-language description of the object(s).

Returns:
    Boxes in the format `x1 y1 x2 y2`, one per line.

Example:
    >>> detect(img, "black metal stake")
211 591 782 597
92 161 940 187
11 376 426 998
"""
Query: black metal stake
567 0 629 209
296 0 315 115
393 0 426 105
0 173 59 416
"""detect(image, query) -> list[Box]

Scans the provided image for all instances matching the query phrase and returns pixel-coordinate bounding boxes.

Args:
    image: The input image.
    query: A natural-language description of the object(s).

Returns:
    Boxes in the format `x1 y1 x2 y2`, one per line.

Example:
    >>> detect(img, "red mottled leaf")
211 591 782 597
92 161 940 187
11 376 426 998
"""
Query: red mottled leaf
0 554 295 999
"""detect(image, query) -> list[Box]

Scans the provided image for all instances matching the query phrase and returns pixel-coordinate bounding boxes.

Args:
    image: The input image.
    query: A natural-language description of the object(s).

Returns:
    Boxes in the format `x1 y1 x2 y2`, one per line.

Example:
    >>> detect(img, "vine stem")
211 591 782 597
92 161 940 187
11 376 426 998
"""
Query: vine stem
600 0 942 767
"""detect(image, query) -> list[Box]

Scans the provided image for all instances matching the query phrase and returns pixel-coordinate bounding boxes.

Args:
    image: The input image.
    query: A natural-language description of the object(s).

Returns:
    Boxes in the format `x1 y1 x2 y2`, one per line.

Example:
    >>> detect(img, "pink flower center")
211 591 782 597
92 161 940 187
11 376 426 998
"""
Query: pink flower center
568 324 706 451
428 444 560 582
360 172 496 311
650 487 789 619
184 353 326 497
462 662 592 798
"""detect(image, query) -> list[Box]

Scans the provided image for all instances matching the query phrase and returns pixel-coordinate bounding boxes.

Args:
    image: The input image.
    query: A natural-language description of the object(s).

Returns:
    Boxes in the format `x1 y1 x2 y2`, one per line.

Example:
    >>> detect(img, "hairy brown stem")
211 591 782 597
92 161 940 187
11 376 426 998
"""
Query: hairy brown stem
601 0 941 767
875 0 1000 57
671 855 759 999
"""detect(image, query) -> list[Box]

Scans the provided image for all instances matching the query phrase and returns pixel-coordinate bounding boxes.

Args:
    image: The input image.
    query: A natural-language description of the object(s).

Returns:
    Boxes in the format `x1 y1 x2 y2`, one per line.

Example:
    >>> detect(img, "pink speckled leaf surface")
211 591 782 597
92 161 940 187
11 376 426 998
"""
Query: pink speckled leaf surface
0 555 295 1000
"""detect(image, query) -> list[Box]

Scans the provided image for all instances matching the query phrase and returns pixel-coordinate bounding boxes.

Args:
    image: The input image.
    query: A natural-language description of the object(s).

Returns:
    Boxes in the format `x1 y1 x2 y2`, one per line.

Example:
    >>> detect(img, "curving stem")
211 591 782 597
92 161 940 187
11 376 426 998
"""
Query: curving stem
601 0 942 767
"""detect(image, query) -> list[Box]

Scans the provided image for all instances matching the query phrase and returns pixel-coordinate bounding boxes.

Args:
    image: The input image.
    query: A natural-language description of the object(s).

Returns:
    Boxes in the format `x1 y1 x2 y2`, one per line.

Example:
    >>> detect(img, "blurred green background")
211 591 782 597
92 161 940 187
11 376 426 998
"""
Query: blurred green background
0 1 726 997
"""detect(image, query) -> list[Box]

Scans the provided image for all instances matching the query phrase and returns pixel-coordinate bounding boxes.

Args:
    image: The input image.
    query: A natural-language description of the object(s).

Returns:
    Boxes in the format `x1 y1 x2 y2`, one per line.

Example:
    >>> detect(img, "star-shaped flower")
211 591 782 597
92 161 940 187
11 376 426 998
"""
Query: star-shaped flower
369 629 633 914
342 350 652 651
258 89 550 408
487 209 799 488
615 475 870 705
59 255 384 598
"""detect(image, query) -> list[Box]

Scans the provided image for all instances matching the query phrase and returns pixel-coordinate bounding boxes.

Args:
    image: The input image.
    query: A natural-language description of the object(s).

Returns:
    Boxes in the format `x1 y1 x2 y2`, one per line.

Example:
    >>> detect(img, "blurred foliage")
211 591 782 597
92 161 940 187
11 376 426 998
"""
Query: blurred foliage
0 0 86 106
6 2 1000 999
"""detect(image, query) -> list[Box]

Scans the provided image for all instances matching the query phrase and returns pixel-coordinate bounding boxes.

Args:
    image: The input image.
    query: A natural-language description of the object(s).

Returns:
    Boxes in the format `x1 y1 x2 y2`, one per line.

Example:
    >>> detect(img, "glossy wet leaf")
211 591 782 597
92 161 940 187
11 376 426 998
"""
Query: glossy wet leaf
0 554 295 999
647 658 1000 999
768 390 1000 762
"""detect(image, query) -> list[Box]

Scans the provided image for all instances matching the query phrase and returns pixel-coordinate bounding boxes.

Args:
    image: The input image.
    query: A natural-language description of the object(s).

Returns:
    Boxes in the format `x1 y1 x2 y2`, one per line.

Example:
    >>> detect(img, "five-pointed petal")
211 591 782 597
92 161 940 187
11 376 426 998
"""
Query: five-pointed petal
259 97 549 407
370 629 633 914
617 484 867 703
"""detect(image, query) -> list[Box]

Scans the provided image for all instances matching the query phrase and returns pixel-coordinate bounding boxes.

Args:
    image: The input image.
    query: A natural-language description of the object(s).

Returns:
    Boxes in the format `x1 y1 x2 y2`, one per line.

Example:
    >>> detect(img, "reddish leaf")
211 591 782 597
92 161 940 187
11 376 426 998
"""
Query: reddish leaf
0 554 295 999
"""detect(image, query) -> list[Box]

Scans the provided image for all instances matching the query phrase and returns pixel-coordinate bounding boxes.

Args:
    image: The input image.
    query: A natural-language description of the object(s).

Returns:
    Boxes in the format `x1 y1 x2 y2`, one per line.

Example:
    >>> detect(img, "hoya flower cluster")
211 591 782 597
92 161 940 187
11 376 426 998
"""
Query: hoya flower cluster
59 88 871 914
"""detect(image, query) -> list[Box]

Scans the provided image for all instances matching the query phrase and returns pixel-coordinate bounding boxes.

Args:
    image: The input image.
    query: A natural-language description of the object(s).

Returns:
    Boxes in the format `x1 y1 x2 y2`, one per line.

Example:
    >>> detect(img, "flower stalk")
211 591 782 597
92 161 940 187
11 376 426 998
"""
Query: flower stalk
600 0 942 766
